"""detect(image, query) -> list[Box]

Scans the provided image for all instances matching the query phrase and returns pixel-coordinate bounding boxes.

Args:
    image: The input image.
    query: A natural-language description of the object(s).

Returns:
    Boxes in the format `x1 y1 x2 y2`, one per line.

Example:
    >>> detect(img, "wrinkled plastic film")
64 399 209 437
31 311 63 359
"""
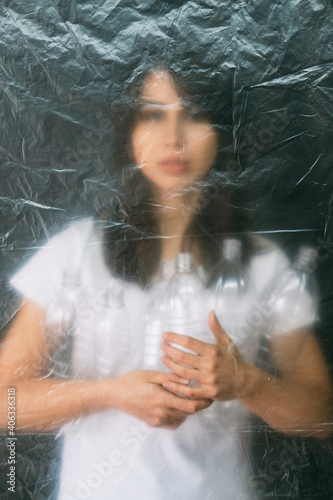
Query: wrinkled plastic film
1 2 333 499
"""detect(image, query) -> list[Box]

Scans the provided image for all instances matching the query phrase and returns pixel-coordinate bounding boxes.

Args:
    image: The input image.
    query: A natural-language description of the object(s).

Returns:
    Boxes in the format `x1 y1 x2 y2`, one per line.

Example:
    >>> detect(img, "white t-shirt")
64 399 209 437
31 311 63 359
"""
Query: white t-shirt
10 219 316 500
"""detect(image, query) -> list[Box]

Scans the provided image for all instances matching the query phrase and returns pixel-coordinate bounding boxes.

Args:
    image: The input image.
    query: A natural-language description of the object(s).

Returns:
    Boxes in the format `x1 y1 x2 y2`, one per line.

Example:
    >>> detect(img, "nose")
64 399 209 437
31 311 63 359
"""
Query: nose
165 113 184 150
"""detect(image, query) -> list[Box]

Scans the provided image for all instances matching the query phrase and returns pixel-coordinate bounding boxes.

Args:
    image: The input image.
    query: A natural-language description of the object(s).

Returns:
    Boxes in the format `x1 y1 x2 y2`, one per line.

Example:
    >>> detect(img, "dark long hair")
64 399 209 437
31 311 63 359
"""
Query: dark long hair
100 43 251 287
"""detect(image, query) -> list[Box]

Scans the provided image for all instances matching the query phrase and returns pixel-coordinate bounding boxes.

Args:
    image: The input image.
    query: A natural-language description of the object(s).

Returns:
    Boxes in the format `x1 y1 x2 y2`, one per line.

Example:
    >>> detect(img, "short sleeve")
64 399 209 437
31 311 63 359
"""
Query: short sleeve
250 242 317 338
267 268 317 336
10 219 94 311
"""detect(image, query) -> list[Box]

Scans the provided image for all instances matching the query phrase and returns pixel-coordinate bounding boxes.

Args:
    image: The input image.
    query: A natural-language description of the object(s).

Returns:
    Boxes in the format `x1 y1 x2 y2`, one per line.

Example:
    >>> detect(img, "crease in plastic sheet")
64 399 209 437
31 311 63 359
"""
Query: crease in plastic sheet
0 1 333 499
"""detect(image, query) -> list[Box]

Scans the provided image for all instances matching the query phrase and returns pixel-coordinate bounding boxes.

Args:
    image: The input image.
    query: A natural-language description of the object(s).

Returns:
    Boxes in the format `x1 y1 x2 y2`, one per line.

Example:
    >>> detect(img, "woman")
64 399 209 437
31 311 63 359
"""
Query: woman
0 59 332 500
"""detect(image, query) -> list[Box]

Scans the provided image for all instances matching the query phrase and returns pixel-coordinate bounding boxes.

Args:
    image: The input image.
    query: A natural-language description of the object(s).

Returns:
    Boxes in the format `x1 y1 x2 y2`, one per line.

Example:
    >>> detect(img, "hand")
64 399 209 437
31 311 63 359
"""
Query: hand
112 370 212 429
160 311 249 402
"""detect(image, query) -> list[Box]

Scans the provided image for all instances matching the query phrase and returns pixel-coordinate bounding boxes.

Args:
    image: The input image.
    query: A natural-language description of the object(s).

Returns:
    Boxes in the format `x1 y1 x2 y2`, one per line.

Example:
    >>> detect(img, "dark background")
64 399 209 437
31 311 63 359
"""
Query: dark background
1 1 332 498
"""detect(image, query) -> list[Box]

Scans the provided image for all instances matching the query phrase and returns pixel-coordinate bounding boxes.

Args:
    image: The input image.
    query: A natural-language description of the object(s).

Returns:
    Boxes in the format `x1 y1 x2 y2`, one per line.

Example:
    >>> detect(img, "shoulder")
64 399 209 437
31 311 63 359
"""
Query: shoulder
34 217 97 262
45 217 96 248
248 235 290 294
25 217 97 271
10 218 98 309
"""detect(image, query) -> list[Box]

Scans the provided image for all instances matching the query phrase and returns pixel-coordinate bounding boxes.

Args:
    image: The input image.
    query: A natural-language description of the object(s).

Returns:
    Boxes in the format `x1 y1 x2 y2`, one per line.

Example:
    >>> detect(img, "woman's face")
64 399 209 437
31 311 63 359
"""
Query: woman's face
131 70 219 193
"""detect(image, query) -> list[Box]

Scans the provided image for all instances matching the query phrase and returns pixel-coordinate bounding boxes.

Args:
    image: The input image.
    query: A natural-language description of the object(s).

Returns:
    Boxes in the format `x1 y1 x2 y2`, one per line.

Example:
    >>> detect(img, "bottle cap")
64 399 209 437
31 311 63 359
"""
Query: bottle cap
62 269 81 288
295 246 318 271
222 239 241 261
104 286 124 308
175 253 193 272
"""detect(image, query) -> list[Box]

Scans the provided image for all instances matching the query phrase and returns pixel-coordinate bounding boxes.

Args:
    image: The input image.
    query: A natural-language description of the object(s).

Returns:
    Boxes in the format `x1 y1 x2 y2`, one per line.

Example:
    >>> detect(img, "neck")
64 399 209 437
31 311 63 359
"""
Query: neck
152 186 202 261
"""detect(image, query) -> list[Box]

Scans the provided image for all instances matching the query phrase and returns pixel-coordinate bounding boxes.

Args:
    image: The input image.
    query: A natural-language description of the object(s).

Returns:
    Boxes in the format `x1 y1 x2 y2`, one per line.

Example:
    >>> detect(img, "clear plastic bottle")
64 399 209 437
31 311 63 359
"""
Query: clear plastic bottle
166 253 212 352
94 284 132 378
204 240 250 423
214 238 249 335
143 261 172 370
45 268 85 379
264 246 318 337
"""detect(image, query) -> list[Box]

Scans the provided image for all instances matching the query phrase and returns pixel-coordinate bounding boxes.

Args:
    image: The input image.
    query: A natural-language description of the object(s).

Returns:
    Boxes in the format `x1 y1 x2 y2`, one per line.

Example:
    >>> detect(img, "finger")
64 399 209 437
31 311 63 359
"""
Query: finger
162 380 212 399
208 310 232 345
154 408 188 430
162 331 212 356
166 392 212 413
161 414 189 429
161 341 201 369
193 398 213 411
162 419 186 430
162 355 205 384
153 370 190 386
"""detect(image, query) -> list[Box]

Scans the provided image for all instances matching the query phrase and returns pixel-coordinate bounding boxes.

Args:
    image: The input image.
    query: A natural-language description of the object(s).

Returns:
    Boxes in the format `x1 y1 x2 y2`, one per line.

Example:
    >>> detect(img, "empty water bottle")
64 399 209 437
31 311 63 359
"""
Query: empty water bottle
166 253 212 353
94 284 132 378
45 268 85 378
214 239 249 335
143 261 173 370
264 246 318 337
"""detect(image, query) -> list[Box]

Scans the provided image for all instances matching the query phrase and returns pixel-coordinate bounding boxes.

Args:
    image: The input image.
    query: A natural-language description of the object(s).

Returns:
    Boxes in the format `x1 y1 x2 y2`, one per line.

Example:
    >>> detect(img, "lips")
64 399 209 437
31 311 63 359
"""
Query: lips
158 158 189 175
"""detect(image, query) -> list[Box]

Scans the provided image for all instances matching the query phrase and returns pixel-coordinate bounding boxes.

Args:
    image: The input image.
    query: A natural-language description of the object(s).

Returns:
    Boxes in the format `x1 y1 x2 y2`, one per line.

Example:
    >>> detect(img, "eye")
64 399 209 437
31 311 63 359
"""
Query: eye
138 108 163 122
184 104 210 122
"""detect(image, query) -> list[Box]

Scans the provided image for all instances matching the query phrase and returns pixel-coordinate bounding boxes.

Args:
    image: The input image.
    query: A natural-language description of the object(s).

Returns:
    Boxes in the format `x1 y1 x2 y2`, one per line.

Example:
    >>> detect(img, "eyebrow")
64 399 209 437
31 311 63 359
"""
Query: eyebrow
139 100 184 110
140 100 168 106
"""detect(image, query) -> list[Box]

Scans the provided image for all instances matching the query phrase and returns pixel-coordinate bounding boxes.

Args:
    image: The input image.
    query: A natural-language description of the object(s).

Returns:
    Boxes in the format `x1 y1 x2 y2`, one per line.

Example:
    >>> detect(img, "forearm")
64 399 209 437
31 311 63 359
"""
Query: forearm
239 364 333 438
0 377 117 433
161 323 333 439
0 370 209 433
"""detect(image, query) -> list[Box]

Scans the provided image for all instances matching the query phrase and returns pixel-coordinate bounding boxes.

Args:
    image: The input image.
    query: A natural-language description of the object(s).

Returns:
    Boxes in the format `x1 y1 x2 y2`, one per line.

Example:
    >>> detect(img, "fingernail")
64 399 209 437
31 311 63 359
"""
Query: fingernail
179 377 190 385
